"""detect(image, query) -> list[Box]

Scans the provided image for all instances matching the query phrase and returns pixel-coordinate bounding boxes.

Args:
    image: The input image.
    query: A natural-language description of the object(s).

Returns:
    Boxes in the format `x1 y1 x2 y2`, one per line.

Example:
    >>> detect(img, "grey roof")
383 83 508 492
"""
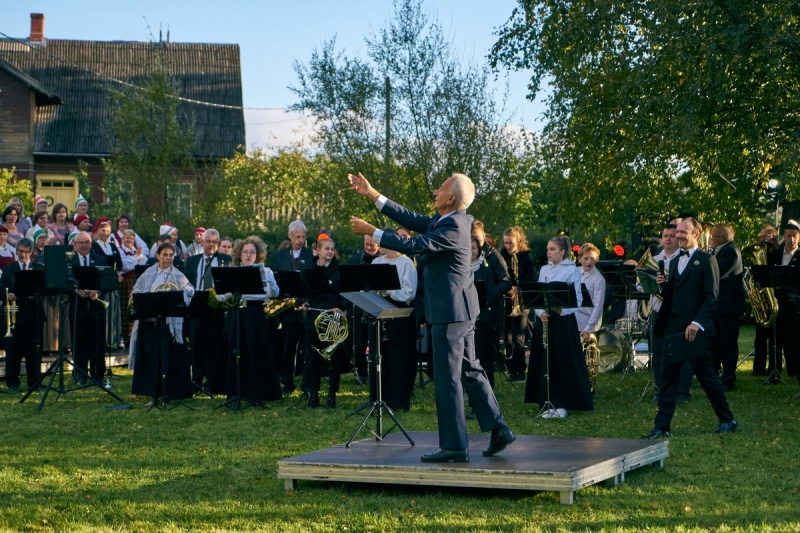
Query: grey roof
0 39 244 158
0 56 62 105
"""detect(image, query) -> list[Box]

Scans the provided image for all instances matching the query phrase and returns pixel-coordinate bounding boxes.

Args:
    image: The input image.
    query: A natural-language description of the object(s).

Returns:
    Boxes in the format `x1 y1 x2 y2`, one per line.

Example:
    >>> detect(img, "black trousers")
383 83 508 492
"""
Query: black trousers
279 314 304 386
504 310 530 374
654 334 734 432
189 312 224 390
713 313 741 389
774 309 800 377
752 322 776 375
475 318 499 388
304 326 342 394
73 316 106 380
5 322 44 388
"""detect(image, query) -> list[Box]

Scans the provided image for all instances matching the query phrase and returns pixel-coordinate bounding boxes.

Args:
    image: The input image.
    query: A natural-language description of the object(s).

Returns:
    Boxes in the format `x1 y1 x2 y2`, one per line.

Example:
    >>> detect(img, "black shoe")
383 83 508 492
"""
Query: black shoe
281 383 295 396
326 392 336 408
714 420 738 434
483 426 516 457
75 377 87 386
27 384 44 393
641 428 670 440
307 391 320 408
676 394 690 403
651 394 660 403
7 384 20 392
420 448 468 463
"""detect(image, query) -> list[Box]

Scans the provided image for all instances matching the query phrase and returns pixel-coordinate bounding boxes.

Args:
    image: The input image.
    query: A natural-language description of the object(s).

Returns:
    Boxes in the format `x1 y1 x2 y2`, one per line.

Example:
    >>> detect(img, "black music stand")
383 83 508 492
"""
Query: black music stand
94 267 120 386
21 263 125 410
131 291 191 411
518 280 577 419
596 262 648 381
211 266 265 411
341 291 415 447
751 265 797 388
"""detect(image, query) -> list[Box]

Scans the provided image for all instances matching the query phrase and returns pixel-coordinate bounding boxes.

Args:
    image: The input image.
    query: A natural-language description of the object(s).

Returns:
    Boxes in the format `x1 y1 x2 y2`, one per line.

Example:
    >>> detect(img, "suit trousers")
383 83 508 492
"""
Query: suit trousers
279 315 304 387
73 316 106 380
431 321 505 449
651 311 693 396
5 324 44 388
775 309 800 378
752 322 776 376
713 313 741 388
654 335 734 432
189 313 224 390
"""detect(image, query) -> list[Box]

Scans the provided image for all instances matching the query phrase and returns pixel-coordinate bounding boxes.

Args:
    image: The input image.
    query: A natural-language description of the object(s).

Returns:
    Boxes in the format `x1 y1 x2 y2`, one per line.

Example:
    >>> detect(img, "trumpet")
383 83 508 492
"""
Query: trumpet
509 253 523 317
5 288 18 338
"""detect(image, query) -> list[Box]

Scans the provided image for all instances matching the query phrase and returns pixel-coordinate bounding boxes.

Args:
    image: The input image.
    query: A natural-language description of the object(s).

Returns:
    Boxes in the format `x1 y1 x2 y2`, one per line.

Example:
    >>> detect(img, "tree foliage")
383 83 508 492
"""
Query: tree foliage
491 0 800 236
0 167 34 212
102 45 195 238
290 0 539 236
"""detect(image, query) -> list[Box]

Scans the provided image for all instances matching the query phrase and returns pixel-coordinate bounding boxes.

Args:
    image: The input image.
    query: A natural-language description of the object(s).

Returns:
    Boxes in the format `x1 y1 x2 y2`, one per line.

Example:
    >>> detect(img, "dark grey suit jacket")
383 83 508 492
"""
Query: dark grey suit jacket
654 249 719 336
378 199 479 325
184 252 232 289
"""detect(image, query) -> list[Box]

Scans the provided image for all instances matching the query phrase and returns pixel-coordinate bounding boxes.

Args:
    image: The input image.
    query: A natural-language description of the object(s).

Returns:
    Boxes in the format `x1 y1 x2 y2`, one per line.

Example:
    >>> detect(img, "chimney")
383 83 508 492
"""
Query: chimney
30 13 44 43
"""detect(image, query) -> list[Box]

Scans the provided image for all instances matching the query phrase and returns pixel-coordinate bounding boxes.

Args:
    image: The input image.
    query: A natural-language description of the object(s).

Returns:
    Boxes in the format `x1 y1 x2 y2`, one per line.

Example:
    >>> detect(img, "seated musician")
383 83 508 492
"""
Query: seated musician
303 232 348 408
217 236 282 404
525 236 594 418
372 227 418 411
1 238 46 392
130 242 195 407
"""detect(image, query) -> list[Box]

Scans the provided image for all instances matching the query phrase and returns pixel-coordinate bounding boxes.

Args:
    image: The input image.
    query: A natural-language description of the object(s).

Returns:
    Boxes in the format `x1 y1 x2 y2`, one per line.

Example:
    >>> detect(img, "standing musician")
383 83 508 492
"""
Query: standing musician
270 220 314 395
184 228 231 394
470 235 511 389
91 217 124 351
751 224 779 377
1 238 46 392
709 223 746 391
525 237 593 418
349 172 515 463
643 218 737 438
500 226 537 382
302 232 348 408
217 236 282 403
575 243 605 341
372 227 418 411
130 242 195 406
769 220 800 382
69 231 108 384
347 234 382 383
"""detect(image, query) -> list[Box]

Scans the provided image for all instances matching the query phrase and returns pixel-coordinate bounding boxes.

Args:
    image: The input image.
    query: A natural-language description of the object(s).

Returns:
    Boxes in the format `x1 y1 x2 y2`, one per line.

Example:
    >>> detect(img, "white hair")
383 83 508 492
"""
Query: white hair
288 220 307 236
450 173 475 210
203 228 220 240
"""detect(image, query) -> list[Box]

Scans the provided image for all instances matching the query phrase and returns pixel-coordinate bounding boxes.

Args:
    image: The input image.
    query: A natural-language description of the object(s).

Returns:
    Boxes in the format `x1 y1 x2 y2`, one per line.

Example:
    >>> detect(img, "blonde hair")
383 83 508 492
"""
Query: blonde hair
579 243 600 258
503 226 530 252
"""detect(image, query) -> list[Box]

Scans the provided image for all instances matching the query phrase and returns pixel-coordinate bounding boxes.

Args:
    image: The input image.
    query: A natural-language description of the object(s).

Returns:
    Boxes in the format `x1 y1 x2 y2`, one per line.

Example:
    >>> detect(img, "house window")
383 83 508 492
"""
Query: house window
167 182 193 218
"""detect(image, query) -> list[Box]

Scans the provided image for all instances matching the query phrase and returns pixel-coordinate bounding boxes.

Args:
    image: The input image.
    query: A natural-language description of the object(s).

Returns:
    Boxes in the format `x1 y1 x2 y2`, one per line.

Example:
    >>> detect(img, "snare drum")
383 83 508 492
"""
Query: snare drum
614 317 646 337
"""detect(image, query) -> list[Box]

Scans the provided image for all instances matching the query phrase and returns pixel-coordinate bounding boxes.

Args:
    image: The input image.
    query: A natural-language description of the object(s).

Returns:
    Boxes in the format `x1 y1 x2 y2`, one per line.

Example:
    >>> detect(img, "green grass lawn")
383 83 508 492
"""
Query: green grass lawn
1 325 799 532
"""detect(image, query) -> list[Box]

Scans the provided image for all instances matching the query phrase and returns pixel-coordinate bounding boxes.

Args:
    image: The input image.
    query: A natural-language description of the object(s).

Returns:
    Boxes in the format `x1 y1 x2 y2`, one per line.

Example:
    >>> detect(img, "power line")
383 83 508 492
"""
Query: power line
0 30 291 112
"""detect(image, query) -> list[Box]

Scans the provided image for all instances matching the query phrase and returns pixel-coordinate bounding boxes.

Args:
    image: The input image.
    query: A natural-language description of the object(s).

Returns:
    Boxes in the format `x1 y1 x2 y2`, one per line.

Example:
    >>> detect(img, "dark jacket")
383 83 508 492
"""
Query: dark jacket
378 200 478 324
0 261 46 328
347 249 380 265
473 254 511 321
91 240 123 271
304 257 348 330
270 247 314 273
770 247 800 312
713 242 746 315
654 249 719 336
184 252 232 290
70 253 108 320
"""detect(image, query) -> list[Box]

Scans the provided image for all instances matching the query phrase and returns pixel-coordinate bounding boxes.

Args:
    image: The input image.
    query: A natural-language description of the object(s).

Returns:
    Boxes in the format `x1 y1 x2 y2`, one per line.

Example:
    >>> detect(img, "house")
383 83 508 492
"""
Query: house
0 13 245 211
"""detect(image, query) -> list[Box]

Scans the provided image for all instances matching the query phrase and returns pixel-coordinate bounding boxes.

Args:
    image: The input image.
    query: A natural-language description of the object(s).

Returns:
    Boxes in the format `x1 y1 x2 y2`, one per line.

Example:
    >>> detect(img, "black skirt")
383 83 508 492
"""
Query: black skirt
131 320 192 400
217 303 282 402
524 312 594 411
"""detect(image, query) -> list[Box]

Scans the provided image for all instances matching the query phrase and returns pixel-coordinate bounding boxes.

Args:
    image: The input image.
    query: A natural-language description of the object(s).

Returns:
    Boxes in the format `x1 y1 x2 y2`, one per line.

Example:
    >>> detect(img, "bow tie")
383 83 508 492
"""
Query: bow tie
679 250 689 257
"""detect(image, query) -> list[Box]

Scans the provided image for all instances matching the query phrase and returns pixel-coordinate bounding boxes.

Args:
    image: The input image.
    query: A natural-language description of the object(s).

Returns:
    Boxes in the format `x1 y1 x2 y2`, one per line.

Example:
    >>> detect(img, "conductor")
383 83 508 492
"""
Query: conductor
349 172 515 463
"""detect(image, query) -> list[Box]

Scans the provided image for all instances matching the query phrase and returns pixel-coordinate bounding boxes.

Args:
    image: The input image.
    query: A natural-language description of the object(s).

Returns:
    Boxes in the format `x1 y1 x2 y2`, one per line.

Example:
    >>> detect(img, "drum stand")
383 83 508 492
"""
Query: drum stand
617 321 648 385
634 315 656 404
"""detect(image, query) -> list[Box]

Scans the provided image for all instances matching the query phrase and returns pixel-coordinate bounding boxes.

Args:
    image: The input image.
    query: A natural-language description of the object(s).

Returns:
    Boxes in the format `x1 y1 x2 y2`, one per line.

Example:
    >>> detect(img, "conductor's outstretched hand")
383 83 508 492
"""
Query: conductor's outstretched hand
348 173 371 197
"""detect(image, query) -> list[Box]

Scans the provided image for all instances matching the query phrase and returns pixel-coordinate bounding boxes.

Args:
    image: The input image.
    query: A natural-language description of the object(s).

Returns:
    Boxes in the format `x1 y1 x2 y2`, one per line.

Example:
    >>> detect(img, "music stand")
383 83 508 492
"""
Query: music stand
751 265 797 388
94 267 121 385
131 291 190 411
211 266 265 411
518 280 577 419
21 265 125 410
596 262 648 381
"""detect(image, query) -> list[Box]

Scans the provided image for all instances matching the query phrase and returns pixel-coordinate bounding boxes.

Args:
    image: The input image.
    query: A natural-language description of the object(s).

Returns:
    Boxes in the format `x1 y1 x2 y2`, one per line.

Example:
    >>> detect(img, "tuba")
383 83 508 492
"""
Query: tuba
313 309 349 361
742 242 779 328
509 253 523 317
583 333 600 394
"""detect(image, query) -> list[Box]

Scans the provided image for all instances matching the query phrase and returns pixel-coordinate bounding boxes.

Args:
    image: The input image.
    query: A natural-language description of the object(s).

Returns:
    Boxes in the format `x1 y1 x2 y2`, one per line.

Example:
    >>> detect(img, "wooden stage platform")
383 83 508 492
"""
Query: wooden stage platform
278 431 668 504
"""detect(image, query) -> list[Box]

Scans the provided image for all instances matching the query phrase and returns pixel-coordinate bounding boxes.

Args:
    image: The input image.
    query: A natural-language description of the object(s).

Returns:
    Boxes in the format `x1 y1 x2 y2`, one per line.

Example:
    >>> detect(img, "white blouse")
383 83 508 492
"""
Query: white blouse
372 254 418 305
536 259 582 316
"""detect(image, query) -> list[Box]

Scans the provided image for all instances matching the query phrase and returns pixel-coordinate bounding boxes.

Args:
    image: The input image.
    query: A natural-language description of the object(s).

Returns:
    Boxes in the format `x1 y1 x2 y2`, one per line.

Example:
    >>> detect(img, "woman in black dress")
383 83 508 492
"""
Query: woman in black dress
217 236 282 404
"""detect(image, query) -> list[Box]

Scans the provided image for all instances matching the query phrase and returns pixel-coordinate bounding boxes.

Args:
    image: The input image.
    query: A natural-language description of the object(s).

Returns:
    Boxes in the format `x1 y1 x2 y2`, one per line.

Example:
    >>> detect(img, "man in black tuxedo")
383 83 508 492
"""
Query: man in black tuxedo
349 172 515 463
643 218 737 438
709 223 746 391
184 228 231 393
347 235 381 382
769 221 800 382
70 231 109 384
1 239 46 392
270 220 314 395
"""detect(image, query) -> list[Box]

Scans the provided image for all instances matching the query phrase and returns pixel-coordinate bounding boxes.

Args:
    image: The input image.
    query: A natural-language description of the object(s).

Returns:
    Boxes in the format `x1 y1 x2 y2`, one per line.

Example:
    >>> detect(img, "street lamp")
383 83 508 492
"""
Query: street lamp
767 178 781 226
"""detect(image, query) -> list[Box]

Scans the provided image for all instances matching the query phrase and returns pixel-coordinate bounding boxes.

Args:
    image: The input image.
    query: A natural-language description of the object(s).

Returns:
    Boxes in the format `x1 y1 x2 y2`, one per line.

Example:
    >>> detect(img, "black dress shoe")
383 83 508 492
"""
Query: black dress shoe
714 420 738 433
483 425 516 457
307 391 320 408
326 392 336 408
420 448 468 463
7 384 20 392
641 428 670 440
281 383 295 396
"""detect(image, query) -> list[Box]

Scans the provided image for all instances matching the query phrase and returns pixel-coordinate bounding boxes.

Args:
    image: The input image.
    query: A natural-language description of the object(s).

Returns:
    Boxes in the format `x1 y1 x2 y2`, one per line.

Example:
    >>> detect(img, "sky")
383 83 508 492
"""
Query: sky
2 0 546 149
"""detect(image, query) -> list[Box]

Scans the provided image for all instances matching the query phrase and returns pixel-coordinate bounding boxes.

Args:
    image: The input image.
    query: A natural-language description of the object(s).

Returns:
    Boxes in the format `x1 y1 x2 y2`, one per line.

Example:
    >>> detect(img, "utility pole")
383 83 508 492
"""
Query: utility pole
384 77 391 196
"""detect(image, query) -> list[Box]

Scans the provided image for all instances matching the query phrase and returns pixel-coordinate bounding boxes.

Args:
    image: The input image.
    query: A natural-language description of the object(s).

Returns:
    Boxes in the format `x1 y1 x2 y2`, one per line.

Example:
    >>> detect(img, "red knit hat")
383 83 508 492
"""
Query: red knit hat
92 217 111 234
